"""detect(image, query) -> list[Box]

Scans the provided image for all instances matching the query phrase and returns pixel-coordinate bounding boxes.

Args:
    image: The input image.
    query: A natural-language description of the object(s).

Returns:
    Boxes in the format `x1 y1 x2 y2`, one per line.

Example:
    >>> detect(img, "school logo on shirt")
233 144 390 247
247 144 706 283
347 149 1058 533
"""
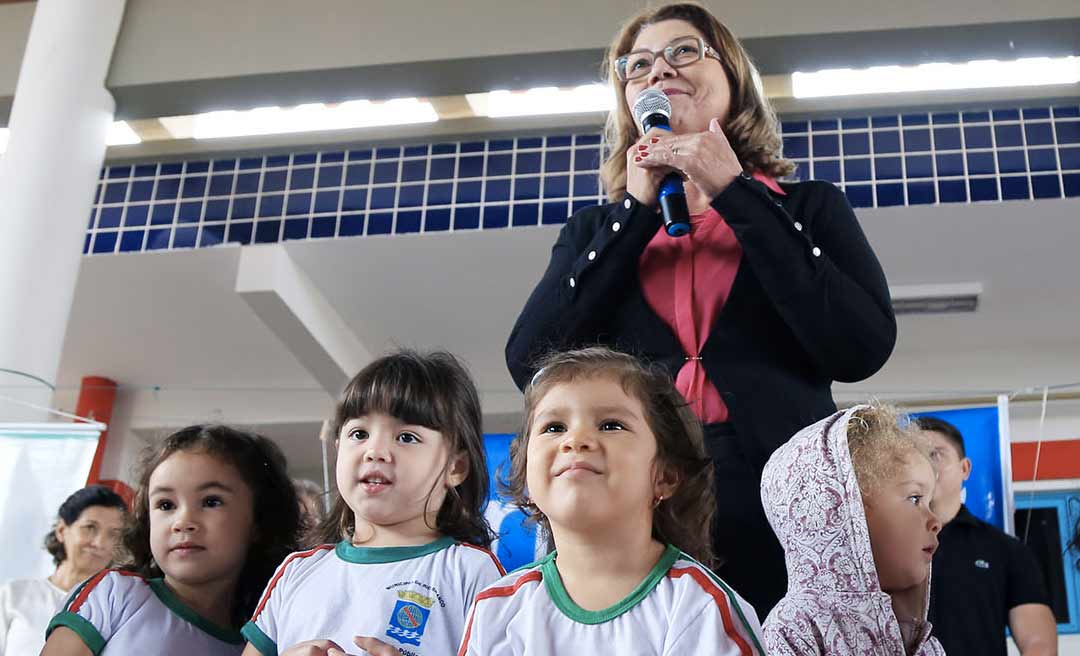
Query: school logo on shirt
385 590 434 647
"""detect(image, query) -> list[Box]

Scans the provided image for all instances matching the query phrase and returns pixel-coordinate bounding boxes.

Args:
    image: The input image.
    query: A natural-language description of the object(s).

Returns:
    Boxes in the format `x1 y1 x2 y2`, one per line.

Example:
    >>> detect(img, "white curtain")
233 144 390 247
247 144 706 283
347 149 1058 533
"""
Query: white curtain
0 424 101 584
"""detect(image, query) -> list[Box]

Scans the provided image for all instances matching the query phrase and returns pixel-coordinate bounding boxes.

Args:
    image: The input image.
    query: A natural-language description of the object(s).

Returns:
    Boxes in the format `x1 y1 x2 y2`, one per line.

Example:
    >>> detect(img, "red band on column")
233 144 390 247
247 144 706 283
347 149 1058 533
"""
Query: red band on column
76 376 117 484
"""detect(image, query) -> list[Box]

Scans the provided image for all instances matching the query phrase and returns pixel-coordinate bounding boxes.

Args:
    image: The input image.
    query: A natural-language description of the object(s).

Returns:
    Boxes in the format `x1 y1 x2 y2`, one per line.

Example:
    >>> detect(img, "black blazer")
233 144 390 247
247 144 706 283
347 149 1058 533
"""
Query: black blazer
505 174 897 468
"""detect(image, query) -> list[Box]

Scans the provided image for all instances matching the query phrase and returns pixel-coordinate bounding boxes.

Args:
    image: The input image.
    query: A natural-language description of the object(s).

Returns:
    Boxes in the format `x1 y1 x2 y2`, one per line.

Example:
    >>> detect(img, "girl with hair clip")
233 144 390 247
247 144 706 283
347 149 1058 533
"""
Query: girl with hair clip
241 350 504 656
459 347 764 655
42 425 303 655
761 404 945 655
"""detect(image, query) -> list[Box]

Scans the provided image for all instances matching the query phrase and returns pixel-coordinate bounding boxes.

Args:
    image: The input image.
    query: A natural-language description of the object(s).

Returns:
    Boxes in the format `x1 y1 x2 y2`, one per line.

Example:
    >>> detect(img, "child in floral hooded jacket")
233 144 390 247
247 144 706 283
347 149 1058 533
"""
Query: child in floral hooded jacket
760 404 946 655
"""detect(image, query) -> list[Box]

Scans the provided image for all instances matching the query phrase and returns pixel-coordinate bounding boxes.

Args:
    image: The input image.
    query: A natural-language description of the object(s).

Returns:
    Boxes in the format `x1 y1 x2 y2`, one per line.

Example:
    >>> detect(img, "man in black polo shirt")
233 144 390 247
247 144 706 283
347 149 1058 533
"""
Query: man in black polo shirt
916 416 1057 656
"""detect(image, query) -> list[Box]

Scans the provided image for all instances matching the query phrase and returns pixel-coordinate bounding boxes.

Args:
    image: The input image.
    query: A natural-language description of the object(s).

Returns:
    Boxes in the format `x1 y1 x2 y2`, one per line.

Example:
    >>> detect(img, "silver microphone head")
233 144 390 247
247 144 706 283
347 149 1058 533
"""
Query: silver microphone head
631 88 671 132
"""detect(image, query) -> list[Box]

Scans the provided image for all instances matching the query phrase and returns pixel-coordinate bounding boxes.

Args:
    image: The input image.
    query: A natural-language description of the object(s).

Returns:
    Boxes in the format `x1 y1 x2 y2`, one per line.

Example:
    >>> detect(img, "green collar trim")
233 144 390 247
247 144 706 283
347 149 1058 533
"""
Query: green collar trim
147 579 244 644
541 543 680 625
335 535 456 564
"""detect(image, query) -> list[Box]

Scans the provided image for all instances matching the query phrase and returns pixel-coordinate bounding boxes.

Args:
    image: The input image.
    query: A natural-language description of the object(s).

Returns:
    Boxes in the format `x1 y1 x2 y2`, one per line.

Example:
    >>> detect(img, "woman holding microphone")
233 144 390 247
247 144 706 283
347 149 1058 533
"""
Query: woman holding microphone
505 2 896 618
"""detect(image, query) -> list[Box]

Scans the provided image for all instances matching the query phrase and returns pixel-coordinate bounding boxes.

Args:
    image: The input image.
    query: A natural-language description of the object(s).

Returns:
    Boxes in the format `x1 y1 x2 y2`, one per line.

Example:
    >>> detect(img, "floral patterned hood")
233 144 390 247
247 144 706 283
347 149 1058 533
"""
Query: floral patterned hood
758 406 945 655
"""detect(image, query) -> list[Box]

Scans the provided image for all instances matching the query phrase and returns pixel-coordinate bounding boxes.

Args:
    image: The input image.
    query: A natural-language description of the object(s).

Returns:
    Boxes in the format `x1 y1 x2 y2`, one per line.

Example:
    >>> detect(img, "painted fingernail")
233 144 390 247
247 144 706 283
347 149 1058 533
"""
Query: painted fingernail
651 137 660 143
634 156 643 162
637 144 648 151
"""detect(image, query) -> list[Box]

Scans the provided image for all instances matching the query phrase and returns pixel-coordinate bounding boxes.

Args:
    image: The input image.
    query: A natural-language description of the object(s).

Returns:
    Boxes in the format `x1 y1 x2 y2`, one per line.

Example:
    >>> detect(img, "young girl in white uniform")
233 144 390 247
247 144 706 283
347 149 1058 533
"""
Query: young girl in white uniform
459 347 763 655
42 425 303 655
241 350 504 656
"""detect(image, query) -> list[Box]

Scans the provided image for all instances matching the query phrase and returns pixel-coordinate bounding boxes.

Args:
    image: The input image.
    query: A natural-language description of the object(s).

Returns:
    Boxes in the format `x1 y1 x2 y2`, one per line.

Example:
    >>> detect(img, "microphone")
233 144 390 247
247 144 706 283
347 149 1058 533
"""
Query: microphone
631 88 690 237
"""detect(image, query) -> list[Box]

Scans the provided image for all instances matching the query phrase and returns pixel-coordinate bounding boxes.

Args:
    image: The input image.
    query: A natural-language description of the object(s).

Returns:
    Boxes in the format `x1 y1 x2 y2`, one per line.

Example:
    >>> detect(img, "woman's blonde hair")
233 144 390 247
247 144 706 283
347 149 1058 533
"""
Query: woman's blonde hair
600 2 794 201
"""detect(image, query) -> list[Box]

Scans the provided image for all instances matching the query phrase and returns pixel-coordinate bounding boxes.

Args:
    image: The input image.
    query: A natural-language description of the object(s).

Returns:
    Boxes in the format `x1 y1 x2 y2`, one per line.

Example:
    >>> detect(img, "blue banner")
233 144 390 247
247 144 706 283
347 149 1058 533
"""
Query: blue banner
913 405 1007 530
482 433 541 572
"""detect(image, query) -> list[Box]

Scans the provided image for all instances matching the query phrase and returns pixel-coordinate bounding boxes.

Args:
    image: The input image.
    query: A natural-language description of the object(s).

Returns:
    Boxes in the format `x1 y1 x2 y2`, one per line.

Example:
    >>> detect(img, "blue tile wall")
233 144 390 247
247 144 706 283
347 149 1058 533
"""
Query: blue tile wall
86 103 1080 255
88 134 605 254
779 103 1080 212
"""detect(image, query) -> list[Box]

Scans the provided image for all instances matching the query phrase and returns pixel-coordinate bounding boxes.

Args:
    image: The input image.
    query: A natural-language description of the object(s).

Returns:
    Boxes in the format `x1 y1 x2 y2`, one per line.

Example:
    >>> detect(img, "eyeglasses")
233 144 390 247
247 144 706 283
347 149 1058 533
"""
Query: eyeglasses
614 36 722 82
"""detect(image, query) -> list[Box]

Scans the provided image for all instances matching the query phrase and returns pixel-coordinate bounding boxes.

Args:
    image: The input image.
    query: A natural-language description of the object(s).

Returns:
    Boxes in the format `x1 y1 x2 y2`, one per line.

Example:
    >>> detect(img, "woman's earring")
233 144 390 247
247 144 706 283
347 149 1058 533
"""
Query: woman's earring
653 494 664 509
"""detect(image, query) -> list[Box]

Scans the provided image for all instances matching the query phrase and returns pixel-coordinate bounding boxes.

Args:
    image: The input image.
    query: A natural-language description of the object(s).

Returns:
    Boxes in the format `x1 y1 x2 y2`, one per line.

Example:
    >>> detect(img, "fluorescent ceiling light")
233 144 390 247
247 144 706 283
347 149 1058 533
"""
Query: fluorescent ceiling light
190 98 438 139
0 121 139 153
889 282 984 301
889 282 983 315
792 55 1080 98
467 84 614 118
107 120 141 145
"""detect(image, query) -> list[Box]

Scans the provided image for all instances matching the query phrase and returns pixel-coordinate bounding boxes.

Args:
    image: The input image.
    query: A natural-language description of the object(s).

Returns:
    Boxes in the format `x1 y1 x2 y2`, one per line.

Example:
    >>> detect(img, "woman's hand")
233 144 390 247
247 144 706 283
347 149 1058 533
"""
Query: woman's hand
634 118 743 199
625 128 675 208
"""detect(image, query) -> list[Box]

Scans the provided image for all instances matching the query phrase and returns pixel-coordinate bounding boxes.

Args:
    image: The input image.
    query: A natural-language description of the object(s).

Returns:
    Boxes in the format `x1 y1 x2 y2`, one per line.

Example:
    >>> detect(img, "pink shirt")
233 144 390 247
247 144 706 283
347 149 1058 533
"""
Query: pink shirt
638 173 786 424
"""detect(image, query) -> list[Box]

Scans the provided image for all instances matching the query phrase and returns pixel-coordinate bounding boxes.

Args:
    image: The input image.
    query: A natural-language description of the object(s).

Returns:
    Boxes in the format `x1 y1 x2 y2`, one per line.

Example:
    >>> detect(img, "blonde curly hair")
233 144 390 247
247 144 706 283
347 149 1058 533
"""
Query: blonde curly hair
847 402 934 499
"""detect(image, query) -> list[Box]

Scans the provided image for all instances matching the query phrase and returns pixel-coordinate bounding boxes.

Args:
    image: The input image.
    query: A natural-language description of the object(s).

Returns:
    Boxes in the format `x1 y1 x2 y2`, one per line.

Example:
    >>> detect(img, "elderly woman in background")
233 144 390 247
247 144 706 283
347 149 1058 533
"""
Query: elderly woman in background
505 2 896 618
0 485 127 655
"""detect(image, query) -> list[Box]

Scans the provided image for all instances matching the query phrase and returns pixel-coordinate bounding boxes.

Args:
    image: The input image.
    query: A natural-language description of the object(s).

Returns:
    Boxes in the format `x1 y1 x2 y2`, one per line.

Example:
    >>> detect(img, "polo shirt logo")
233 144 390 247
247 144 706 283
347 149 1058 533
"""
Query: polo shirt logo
974 559 990 569
385 590 435 647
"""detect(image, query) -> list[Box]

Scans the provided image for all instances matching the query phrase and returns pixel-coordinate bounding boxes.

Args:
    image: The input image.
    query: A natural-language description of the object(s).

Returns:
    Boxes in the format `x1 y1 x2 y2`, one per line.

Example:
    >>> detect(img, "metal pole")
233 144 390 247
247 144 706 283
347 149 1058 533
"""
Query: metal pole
319 419 333 513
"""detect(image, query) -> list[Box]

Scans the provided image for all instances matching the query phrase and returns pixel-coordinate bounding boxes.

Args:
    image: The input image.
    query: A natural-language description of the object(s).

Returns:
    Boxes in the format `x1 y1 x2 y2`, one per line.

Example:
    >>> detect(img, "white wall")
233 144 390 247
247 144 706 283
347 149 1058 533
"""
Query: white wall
4 0 1079 112
103 0 1080 85
1010 399 1080 444
52 383 333 483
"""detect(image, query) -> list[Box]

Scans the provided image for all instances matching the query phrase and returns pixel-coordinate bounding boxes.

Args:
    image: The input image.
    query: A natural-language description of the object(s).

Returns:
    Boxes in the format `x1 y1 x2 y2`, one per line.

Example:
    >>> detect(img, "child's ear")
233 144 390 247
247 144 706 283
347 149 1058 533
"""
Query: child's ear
445 452 470 488
654 463 680 501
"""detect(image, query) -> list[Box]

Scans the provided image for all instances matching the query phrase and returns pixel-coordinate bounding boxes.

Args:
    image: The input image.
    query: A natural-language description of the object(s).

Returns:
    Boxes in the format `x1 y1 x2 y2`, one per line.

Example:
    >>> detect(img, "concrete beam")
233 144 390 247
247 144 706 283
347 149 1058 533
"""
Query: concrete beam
236 244 370 395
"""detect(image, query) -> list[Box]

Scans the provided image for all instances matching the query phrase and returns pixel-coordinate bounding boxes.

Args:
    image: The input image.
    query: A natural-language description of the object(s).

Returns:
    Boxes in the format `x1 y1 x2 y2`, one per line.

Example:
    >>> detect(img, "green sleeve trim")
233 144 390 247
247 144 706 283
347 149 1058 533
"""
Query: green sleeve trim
46 611 107 655
241 620 278 656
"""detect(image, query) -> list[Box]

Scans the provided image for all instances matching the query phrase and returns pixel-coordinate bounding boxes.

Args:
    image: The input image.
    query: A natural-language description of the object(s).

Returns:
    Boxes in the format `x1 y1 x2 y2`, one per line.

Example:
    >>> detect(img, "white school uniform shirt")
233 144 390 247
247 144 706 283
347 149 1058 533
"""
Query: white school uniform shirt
0 577 67 656
243 536 504 656
46 569 245 655
457 544 765 656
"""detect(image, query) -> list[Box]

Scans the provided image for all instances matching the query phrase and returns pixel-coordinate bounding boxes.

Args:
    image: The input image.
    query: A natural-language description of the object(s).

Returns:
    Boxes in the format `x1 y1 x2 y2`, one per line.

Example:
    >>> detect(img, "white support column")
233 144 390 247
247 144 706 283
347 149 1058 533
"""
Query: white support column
0 0 127 420
236 244 371 395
